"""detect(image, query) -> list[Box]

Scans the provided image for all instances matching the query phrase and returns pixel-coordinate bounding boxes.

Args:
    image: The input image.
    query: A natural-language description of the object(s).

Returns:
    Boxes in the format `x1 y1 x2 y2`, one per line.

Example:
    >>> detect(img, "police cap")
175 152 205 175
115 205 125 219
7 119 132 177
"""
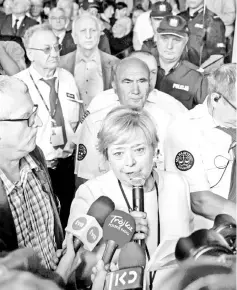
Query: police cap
157 15 189 38
150 1 172 19
80 0 100 11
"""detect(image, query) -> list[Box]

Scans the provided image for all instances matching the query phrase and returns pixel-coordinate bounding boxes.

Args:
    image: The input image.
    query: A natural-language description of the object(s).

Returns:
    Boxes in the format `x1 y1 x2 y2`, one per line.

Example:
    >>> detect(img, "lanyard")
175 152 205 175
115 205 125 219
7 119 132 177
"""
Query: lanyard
117 174 160 290
29 72 59 122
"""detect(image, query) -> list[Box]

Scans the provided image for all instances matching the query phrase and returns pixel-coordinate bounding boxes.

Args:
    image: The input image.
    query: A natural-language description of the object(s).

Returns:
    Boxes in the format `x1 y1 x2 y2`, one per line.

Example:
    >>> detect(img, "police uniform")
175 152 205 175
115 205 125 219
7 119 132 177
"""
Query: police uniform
156 60 208 110
16 65 81 229
179 8 226 66
74 101 171 180
69 169 193 261
88 88 187 116
164 102 234 230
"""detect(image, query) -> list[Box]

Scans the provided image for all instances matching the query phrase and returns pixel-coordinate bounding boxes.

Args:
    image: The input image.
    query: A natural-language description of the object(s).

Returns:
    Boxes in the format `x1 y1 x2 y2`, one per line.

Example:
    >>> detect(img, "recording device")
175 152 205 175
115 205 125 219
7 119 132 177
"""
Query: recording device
104 242 146 290
65 196 115 252
130 173 146 248
0 248 41 273
212 214 236 253
175 229 233 262
102 210 136 265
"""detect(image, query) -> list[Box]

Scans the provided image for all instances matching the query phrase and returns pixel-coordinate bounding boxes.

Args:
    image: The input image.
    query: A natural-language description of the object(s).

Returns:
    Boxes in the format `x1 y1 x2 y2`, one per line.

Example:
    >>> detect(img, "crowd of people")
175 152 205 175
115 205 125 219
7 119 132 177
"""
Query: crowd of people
0 0 236 289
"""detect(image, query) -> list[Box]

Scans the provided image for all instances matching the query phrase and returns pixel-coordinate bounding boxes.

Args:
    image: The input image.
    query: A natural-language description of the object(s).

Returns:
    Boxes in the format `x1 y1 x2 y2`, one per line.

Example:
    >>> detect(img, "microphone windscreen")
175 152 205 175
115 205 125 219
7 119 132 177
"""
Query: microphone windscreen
118 242 146 269
87 196 115 227
103 210 136 247
213 214 236 230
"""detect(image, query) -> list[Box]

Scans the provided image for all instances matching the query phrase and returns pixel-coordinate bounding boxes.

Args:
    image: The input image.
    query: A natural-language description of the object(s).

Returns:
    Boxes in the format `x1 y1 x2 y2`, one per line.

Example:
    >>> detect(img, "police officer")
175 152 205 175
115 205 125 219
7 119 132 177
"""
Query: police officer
155 15 208 110
164 63 236 230
74 57 171 188
179 0 226 67
142 1 172 61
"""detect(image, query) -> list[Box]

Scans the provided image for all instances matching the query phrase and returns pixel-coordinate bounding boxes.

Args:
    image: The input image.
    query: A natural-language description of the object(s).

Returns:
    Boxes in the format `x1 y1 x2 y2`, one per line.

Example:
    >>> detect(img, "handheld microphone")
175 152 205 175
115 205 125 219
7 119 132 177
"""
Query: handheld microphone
131 173 145 248
0 248 41 273
102 210 136 265
104 242 146 290
66 196 115 252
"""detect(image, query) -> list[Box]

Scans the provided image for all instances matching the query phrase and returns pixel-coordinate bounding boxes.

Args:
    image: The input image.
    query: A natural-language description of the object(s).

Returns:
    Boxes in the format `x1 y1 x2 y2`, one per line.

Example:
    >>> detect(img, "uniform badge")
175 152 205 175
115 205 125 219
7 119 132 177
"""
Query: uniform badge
77 144 87 161
159 4 166 11
175 150 194 171
66 93 75 99
169 18 179 27
81 110 90 123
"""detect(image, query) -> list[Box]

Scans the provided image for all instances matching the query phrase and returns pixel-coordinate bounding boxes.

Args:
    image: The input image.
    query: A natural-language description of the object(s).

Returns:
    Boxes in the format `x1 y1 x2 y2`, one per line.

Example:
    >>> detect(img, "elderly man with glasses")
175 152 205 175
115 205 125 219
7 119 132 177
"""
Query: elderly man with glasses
164 63 236 231
15 23 81 230
0 75 64 269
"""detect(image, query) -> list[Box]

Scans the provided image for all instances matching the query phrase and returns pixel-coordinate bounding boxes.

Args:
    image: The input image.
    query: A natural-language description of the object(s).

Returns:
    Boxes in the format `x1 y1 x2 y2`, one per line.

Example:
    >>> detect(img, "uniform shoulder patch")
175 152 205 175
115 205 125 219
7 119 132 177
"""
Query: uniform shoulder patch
77 144 87 161
182 60 199 71
175 150 194 171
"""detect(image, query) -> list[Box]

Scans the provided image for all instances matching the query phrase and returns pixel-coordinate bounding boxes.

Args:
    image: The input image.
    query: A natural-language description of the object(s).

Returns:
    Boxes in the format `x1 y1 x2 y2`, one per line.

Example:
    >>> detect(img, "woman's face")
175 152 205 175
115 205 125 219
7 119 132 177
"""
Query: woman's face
107 129 154 188
105 5 114 19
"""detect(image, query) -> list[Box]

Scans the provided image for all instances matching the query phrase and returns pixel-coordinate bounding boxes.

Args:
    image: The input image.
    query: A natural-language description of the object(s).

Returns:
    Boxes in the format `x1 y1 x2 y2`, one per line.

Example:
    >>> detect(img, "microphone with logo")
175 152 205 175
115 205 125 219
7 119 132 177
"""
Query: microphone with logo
65 196 115 252
104 242 146 290
130 173 146 248
102 210 136 266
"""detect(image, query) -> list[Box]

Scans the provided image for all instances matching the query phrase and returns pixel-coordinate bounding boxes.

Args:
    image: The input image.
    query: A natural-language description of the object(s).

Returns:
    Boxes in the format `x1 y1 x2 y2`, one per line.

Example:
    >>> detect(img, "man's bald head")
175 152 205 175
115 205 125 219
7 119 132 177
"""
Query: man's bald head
112 57 151 109
113 57 150 82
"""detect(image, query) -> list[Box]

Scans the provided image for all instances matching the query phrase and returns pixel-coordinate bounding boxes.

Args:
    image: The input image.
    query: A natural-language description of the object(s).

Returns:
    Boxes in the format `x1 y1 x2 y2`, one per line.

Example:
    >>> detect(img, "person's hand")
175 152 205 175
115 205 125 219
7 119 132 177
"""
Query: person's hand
55 233 82 283
51 249 63 270
130 211 149 240
91 260 107 290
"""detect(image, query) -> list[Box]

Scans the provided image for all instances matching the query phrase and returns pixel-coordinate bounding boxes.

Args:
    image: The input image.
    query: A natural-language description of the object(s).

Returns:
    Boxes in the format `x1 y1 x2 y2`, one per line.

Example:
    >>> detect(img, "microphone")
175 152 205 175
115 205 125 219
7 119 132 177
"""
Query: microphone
66 196 115 252
212 214 236 252
0 248 41 273
104 242 146 290
102 210 136 265
175 229 233 262
131 173 145 248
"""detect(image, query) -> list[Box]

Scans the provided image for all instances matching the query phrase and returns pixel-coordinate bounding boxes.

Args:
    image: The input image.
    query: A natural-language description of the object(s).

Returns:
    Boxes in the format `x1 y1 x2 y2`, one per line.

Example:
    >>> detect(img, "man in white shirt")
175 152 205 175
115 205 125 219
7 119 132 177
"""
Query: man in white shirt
74 57 171 188
164 63 236 230
88 51 187 117
15 23 81 229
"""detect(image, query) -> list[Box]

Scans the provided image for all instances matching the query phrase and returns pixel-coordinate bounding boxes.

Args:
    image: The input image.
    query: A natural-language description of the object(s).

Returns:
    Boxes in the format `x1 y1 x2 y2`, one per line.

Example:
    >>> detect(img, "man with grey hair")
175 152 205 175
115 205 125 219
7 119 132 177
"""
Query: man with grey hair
0 75 63 269
60 13 118 112
0 0 38 37
49 7 76 56
164 63 236 230
15 23 81 229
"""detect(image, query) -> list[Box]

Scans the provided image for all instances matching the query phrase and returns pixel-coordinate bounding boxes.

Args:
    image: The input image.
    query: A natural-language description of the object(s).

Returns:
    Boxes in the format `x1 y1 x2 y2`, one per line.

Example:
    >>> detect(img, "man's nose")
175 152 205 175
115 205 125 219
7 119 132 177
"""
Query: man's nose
132 82 139 95
124 151 136 167
86 29 91 39
167 38 174 49
33 115 43 128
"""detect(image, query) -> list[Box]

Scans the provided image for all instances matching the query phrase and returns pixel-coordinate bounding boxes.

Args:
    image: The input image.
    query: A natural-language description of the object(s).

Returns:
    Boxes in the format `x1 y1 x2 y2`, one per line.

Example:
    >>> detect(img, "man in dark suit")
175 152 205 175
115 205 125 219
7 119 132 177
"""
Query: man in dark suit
60 13 118 112
0 0 38 37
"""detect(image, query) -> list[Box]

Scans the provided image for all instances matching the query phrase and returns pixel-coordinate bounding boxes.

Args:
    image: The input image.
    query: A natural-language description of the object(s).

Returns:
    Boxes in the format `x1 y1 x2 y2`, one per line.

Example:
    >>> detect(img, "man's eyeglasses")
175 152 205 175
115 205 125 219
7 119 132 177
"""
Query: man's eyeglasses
216 92 237 111
0 105 38 127
28 44 62 55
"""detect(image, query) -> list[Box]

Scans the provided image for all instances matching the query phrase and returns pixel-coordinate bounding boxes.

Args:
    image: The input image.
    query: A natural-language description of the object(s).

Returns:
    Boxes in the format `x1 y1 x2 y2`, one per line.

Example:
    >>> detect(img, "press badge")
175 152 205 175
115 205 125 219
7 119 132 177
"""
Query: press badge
51 126 64 146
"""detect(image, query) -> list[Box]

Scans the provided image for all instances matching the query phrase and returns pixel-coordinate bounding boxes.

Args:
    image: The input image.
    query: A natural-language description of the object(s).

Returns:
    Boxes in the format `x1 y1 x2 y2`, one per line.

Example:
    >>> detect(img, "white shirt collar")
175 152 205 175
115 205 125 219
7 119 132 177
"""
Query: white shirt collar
12 14 25 28
55 31 66 44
